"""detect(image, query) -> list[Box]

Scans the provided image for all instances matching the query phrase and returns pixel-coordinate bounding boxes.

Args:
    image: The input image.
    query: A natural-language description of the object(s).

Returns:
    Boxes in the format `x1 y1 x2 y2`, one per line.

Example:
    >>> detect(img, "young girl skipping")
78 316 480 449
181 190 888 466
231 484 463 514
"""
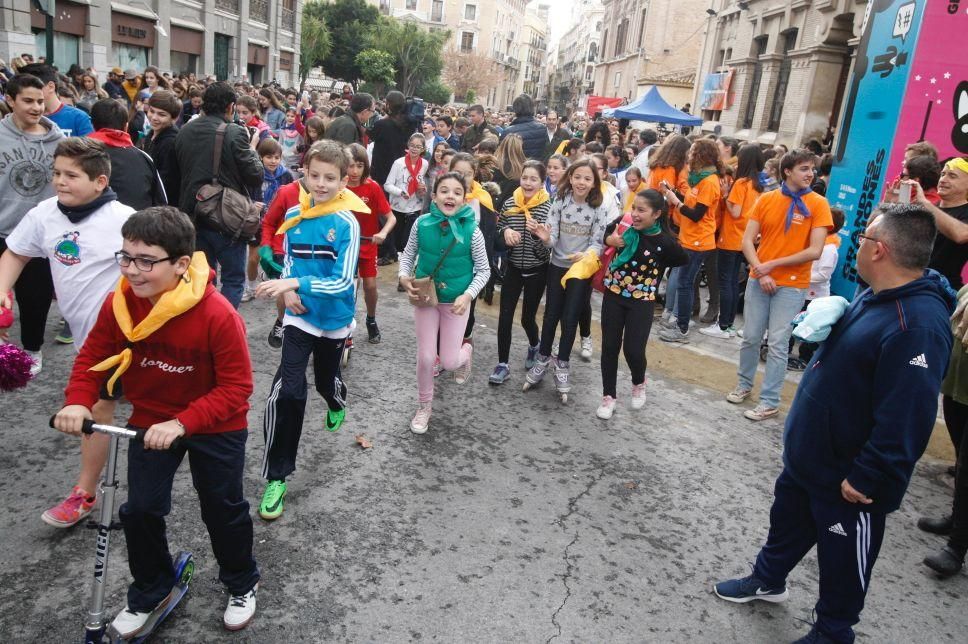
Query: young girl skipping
398 172 491 434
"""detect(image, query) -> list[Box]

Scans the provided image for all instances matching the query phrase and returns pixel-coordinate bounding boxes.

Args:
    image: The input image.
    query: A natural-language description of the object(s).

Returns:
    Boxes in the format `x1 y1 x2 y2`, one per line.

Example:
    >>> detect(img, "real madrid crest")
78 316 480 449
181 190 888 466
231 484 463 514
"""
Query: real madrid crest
327 228 337 242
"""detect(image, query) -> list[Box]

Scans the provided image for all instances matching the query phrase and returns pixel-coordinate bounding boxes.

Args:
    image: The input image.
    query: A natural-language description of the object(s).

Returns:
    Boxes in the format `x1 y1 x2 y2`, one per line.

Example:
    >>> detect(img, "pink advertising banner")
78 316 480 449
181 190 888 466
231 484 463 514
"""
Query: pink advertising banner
887 3 968 176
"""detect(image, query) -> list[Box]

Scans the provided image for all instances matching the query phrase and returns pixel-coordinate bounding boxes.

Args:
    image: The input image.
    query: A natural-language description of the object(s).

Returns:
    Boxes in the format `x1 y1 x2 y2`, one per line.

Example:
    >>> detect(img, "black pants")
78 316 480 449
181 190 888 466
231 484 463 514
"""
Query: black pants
600 294 654 398
752 469 886 643
943 395 968 552
0 237 53 351
262 325 347 481
497 263 547 363
579 298 592 338
121 430 259 612
392 210 420 257
539 264 591 363
788 300 818 363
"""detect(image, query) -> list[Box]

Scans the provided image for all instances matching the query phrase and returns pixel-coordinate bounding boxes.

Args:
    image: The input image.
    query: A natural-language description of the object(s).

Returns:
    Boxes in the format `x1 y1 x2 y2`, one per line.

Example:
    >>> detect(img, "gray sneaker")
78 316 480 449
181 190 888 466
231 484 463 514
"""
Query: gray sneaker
489 363 511 385
658 326 690 344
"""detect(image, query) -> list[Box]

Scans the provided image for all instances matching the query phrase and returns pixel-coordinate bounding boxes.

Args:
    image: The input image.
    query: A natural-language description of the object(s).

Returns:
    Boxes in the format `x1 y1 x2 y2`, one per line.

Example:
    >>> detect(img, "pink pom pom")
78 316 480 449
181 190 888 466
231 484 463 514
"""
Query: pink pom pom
0 344 34 391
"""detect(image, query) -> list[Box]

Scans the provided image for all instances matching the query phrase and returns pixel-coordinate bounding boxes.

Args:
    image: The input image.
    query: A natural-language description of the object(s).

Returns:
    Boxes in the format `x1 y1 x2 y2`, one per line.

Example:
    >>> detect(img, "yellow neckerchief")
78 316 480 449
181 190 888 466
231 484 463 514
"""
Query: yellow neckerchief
504 187 550 219
623 186 639 213
89 252 210 395
560 250 601 287
276 186 370 236
554 139 569 156
467 181 494 211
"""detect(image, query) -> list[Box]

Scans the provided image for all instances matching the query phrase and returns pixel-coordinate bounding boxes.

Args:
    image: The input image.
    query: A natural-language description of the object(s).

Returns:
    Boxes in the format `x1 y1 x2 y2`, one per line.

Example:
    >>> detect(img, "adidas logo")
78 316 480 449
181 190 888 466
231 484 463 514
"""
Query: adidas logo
909 353 928 368
828 522 847 536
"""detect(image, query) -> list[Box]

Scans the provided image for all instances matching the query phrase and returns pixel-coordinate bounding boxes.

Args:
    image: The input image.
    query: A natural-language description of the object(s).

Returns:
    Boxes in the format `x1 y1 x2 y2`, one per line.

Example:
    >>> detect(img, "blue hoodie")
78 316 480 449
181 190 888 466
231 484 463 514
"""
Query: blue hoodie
782 270 955 514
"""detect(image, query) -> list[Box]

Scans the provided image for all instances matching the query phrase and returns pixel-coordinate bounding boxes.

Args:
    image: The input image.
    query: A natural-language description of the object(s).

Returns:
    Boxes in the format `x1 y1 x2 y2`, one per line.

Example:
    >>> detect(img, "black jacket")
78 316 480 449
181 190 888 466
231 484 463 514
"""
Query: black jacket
140 126 180 208
325 112 365 145
543 126 572 161
103 145 167 210
369 115 413 186
173 114 263 218
501 116 548 160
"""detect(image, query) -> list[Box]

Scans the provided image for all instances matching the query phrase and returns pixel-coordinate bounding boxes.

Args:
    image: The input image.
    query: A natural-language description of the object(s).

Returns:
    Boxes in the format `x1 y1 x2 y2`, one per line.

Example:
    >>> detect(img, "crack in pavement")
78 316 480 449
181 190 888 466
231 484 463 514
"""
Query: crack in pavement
547 466 607 644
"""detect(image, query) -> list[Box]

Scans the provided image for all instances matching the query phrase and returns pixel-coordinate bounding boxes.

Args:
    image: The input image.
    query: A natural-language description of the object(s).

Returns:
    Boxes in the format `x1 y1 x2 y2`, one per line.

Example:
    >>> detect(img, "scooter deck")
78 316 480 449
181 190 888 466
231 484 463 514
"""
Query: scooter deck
123 552 194 643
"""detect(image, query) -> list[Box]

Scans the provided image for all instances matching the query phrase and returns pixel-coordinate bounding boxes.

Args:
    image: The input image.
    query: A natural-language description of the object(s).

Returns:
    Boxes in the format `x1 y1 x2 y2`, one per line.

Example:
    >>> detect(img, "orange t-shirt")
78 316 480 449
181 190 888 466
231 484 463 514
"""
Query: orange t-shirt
718 177 760 251
678 174 720 252
648 166 688 225
748 189 834 288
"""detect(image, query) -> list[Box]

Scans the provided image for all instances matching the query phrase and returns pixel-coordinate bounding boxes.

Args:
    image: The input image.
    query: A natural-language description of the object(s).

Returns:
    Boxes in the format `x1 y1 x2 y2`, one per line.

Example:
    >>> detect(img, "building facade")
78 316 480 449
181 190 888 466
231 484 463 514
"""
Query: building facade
592 0 706 108
692 0 866 147
515 9 547 101
546 0 604 115
371 0 530 109
0 0 303 86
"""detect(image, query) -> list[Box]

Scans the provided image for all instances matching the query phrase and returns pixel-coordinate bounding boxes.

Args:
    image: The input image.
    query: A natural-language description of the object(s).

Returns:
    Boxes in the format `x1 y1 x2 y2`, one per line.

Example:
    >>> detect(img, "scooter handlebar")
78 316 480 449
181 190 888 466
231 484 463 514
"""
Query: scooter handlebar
48 416 182 449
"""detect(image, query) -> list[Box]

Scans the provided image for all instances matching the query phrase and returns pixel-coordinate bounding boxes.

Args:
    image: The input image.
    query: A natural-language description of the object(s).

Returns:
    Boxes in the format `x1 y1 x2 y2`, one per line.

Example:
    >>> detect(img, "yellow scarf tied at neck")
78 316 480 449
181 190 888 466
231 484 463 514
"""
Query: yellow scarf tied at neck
560 250 601 287
623 189 637 214
89 252 210 396
276 186 371 236
504 187 550 219
467 181 494 212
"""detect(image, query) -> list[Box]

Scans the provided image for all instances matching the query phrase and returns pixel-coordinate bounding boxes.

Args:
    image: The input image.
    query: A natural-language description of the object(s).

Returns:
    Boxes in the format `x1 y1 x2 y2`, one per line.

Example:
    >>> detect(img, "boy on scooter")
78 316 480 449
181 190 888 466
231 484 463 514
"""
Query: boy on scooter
52 206 260 635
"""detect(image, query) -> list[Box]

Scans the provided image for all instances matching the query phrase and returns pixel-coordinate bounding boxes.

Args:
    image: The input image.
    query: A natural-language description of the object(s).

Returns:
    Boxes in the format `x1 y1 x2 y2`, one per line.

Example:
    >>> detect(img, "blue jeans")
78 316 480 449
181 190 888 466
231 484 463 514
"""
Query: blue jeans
195 226 246 308
737 278 806 407
717 249 744 330
664 267 679 316
676 249 710 332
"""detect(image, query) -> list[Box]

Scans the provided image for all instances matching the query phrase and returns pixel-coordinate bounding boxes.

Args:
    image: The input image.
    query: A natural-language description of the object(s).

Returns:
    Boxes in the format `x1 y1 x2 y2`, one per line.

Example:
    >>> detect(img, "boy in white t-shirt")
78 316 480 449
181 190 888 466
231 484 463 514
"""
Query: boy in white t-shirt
0 137 135 527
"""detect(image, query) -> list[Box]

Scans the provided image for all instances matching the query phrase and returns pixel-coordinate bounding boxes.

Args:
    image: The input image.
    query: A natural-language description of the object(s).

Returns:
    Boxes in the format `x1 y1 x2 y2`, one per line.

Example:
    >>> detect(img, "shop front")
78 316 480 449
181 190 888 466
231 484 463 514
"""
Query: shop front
247 43 268 85
31 0 87 68
111 13 155 71
170 26 203 76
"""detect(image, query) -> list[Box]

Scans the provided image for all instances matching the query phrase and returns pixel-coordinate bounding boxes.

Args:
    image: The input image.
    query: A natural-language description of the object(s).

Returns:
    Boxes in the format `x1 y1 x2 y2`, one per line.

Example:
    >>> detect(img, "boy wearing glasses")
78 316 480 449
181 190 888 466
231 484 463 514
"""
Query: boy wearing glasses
0 137 135 529
53 206 259 634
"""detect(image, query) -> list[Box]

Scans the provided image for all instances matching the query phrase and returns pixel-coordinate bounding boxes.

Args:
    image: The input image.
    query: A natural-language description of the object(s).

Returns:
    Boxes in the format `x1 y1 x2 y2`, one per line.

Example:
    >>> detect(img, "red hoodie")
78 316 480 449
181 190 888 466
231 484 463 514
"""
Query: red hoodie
261 179 303 255
89 128 134 148
64 283 253 435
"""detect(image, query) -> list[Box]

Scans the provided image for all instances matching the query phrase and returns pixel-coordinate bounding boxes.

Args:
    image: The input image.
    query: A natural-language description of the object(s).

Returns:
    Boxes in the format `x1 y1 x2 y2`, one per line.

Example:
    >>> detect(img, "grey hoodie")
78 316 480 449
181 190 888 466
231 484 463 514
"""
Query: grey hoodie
0 114 64 237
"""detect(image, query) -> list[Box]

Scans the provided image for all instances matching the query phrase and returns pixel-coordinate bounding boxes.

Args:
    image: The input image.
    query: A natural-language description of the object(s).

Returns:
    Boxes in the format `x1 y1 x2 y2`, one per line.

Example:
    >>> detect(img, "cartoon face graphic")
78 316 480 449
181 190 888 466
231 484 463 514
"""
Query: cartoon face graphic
54 231 81 266
953 81 968 154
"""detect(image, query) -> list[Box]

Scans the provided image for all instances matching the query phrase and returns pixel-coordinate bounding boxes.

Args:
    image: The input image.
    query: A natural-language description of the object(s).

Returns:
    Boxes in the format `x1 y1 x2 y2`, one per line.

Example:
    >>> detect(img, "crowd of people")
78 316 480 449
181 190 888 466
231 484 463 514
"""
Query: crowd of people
2 58 968 642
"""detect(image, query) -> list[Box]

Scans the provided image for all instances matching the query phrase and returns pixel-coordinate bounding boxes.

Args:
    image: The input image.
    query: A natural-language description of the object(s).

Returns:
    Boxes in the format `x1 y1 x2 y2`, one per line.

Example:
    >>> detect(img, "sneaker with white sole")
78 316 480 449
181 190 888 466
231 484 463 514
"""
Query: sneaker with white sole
240 287 255 303
726 386 752 404
411 403 432 434
111 604 157 638
42 485 96 528
27 349 42 376
744 405 779 421
454 344 473 384
596 395 617 419
699 324 734 339
658 326 690 343
580 336 593 360
224 584 257 631
630 383 647 410
267 318 284 349
713 574 789 604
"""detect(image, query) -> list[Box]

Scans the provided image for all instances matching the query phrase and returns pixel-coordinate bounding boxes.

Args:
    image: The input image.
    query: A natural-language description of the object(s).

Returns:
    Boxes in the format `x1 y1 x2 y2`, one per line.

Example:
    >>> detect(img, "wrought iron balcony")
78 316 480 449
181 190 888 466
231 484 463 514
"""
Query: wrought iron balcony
250 0 269 23
282 6 296 31
215 0 240 14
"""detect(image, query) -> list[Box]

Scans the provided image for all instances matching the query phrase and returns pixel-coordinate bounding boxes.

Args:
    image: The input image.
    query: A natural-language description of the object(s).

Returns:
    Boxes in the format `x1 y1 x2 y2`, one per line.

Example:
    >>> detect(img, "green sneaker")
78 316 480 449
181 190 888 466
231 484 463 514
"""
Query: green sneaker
325 408 346 433
259 480 286 520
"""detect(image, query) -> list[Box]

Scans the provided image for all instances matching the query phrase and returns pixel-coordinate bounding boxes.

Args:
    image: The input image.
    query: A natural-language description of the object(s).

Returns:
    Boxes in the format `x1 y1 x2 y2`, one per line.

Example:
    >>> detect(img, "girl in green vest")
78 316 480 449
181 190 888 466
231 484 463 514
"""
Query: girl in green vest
398 172 491 434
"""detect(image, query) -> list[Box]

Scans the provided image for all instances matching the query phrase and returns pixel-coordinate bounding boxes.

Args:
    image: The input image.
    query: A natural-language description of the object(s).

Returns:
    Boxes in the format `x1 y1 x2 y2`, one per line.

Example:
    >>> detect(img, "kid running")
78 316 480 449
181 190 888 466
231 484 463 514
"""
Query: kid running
243 138 294 303
490 160 552 384
346 142 396 343
398 172 491 434
52 206 260 634
256 140 363 520
596 189 687 419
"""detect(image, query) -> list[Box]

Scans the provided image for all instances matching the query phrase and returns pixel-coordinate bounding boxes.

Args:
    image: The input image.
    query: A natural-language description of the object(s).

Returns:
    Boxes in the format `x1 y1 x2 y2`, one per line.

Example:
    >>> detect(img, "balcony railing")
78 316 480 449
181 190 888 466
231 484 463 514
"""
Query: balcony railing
250 0 269 23
215 0 239 13
281 7 296 31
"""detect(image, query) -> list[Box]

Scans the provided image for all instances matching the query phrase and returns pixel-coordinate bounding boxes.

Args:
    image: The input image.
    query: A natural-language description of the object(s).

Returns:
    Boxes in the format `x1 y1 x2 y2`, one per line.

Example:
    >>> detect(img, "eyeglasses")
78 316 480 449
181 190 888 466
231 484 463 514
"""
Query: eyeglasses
115 251 174 271
857 233 888 250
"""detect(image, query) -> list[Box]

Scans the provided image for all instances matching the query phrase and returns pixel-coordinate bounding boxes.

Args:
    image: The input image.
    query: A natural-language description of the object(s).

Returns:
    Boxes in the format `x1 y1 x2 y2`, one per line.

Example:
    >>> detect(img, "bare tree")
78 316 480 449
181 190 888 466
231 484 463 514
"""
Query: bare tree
442 49 506 101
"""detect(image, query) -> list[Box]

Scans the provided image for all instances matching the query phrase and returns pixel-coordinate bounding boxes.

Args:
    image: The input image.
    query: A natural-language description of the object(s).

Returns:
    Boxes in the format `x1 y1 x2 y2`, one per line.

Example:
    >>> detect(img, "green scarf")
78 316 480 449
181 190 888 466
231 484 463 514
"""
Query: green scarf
687 167 717 187
609 223 661 271
420 202 475 244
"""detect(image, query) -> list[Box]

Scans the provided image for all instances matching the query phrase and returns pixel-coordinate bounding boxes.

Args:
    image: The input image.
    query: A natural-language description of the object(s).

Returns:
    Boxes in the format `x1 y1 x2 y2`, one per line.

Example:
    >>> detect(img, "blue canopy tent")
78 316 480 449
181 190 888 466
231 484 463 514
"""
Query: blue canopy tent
603 86 702 126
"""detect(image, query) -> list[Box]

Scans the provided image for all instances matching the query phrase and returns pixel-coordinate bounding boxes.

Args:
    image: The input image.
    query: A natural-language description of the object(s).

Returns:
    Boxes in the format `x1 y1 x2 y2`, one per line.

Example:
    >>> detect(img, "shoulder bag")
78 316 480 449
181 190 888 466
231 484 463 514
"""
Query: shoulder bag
194 123 262 241
409 236 459 308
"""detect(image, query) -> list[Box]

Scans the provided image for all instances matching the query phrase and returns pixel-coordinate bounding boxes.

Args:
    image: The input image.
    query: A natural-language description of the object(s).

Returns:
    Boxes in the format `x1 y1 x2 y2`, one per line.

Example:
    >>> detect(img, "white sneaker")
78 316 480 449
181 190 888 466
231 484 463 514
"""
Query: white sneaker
630 383 647 410
699 324 734 339
580 336 593 360
111 605 153 638
726 386 752 404
454 344 473 385
240 287 255 303
411 403 432 434
224 584 257 631
27 350 42 376
596 395 617 419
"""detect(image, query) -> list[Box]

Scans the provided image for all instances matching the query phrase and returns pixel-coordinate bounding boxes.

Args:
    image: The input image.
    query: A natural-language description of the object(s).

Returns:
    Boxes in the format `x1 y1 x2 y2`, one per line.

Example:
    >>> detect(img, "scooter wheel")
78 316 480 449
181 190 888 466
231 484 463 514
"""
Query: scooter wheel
559 393 569 404
522 382 532 391
180 559 194 585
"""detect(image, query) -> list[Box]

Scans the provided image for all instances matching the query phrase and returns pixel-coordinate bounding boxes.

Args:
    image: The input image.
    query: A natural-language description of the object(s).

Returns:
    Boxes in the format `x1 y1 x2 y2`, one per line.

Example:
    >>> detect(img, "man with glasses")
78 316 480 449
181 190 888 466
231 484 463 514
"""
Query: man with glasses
714 203 954 644
325 92 375 146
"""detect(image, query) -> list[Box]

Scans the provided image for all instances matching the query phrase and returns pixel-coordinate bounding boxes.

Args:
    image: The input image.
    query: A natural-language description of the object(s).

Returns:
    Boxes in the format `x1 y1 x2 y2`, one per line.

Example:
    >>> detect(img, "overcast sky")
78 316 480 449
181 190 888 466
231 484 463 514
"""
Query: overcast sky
536 0 577 46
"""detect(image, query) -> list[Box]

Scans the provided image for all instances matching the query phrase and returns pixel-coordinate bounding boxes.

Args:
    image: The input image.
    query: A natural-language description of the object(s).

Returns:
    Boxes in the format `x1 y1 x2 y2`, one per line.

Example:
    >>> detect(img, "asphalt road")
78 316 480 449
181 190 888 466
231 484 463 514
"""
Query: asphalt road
0 277 964 643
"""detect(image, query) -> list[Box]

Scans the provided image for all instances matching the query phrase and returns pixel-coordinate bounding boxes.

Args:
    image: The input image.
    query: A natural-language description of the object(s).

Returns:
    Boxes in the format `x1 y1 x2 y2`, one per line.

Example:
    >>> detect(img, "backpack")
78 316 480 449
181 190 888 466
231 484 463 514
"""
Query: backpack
405 97 425 130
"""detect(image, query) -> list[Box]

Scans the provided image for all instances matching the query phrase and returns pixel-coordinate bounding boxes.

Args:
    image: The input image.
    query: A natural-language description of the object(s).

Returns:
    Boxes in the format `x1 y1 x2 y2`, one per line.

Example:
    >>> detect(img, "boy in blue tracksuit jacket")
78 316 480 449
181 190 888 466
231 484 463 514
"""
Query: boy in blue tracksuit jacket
254 140 364 521
714 204 955 643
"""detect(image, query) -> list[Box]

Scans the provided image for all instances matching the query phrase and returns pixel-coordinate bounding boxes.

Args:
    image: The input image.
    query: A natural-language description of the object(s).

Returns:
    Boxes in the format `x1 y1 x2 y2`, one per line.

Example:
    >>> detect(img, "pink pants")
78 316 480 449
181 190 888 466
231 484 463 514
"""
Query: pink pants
414 303 471 403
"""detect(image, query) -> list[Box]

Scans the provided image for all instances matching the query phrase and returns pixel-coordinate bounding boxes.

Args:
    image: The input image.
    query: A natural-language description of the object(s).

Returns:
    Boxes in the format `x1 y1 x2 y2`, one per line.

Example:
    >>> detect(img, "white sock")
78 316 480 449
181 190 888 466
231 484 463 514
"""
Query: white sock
247 279 258 290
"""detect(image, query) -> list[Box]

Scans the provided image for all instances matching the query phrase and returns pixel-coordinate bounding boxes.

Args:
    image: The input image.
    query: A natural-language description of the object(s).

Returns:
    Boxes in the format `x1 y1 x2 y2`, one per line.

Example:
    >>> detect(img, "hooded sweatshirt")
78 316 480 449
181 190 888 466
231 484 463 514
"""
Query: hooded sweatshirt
0 114 64 237
89 128 167 209
782 270 955 514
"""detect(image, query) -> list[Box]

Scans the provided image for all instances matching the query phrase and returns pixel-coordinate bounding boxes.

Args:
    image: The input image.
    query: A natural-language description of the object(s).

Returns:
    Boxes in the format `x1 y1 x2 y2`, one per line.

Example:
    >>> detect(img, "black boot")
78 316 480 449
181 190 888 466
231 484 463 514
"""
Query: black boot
917 514 954 535
923 545 965 577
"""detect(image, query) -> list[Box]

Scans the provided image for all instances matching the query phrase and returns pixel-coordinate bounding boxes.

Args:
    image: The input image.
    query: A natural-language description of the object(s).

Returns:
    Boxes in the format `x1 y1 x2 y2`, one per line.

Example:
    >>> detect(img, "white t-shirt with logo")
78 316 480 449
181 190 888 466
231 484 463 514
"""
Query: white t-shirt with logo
6 196 135 350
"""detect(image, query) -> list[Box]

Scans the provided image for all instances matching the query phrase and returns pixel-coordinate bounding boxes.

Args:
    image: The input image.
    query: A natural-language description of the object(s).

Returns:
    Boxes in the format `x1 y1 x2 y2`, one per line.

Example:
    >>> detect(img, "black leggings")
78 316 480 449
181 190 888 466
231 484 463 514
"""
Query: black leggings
600 293 654 398
943 395 968 552
0 238 54 351
392 210 420 256
497 263 547 363
539 264 591 363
